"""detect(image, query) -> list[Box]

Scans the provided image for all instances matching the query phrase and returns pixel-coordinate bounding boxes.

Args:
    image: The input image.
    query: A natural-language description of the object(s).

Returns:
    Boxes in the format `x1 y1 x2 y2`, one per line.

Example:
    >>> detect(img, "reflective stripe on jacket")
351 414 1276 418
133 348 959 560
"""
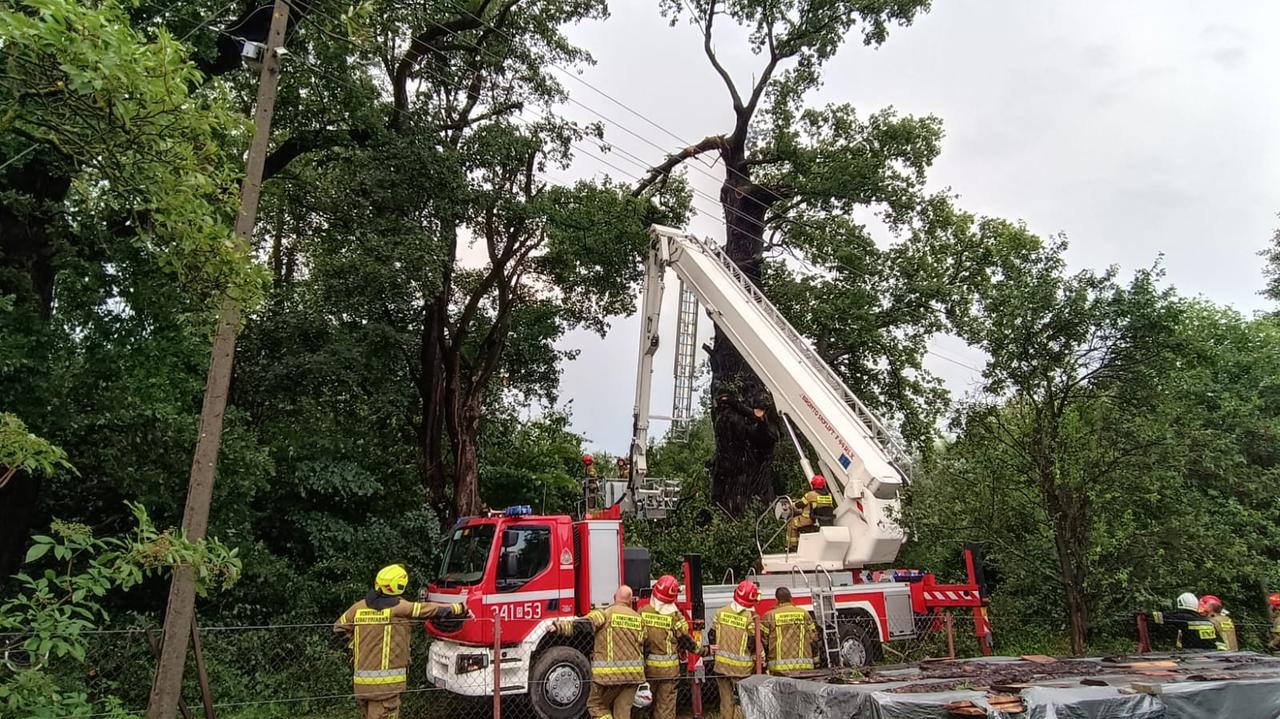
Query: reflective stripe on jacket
1209 613 1238 651
1152 609 1220 651
641 606 692 679
710 606 756 677
560 603 646 685
761 602 817 675
811 489 835 524
334 596 462 696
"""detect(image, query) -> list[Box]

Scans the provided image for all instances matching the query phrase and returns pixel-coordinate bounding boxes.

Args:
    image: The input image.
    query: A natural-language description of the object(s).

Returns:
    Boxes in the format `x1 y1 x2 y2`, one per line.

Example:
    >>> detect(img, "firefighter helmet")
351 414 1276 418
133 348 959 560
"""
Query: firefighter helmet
733 580 760 608
1270 593 1280 609
1175 592 1198 611
810 475 826 490
376 564 409 596
1199 595 1223 613
653 575 680 604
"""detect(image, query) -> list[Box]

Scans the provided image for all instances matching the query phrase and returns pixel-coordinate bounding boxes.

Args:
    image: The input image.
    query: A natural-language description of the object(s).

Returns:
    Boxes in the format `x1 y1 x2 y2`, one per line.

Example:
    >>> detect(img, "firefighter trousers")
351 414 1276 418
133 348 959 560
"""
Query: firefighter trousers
786 518 815 550
716 677 744 719
649 678 677 719
587 682 639 719
356 693 401 719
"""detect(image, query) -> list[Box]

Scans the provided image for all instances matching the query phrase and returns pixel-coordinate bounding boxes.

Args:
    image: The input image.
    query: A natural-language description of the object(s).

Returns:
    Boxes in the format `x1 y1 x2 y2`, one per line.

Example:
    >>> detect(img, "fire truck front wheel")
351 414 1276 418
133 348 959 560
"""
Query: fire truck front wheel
837 616 882 668
528 646 590 719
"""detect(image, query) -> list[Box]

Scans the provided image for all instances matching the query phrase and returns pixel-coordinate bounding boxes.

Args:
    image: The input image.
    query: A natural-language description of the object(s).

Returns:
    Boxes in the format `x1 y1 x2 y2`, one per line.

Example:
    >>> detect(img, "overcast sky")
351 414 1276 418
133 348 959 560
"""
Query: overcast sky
533 0 1280 453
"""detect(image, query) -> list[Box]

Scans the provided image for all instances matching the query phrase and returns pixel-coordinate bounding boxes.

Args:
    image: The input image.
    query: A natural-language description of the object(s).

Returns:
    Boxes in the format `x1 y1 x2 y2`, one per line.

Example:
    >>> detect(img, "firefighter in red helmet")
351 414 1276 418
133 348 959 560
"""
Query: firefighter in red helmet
786 475 836 551
1198 595 1236 651
641 575 697 719
705 581 759 719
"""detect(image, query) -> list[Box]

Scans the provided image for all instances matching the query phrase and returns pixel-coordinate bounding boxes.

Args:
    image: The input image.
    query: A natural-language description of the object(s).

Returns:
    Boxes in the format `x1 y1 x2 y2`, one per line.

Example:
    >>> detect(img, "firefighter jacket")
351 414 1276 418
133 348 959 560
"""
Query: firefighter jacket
641 605 697 679
1151 608 1222 651
707 604 756 677
334 591 464 696
810 489 835 524
1209 613 1238 651
760 602 817 675
1269 614 1280 649
559 602 646 686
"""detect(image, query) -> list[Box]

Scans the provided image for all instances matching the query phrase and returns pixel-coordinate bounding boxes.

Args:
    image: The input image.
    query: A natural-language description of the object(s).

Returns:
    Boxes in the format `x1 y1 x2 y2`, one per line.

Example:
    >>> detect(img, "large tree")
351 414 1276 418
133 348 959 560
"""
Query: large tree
899 234 1280 654
0 0 252 580
245 0 687 519
636 0 1017 513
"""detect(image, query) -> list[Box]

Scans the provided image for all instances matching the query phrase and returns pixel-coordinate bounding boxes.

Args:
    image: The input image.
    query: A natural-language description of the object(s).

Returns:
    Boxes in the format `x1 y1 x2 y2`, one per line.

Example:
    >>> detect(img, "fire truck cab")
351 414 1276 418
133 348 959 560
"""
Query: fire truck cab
425 509 654 719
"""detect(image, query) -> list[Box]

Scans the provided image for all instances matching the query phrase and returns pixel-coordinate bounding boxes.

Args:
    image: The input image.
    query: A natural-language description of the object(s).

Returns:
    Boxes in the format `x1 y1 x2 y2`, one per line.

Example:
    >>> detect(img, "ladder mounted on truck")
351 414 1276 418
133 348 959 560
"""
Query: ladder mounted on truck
626 225 911 571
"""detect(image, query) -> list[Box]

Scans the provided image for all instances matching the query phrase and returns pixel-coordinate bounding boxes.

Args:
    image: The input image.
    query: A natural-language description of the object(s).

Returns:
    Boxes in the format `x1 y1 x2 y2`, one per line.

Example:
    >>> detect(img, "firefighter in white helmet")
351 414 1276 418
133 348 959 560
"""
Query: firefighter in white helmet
334 564 470 719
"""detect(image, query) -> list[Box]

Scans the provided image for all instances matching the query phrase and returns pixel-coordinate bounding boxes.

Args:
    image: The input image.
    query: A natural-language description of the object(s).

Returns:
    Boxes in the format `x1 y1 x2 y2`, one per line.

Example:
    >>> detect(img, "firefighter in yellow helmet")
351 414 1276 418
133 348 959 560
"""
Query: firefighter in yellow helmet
550 584 645 719
641 575 698 719
760 587 818 675
706 580 760 719
786 475 835 551
333 564 469 719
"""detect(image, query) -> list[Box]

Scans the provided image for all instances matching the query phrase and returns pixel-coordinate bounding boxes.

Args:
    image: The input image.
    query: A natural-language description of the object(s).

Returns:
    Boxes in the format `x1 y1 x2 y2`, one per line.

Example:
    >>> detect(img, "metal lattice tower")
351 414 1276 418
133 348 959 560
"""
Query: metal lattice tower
671 281 699 433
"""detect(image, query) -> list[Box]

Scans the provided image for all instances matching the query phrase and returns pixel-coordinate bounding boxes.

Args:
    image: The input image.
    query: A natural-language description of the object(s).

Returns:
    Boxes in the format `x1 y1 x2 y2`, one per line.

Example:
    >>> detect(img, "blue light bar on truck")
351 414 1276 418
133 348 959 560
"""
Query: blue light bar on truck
504 505 533 517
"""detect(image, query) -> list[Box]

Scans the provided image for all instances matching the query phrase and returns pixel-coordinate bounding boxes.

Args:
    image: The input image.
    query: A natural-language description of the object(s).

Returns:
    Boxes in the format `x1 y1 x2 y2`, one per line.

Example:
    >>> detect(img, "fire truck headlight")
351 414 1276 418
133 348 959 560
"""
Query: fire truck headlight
456 653 489 674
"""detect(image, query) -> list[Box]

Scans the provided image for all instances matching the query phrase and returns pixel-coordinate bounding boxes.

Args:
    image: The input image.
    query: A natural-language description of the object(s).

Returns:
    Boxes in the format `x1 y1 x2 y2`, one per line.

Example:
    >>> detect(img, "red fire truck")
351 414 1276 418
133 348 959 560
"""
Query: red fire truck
423 508 988 719
422 226 990 718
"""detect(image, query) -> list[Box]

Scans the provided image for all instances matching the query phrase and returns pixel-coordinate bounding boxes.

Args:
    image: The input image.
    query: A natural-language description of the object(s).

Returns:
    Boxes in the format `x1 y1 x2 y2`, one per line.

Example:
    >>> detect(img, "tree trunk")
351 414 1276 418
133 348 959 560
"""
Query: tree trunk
0 157 71 318
449 399 483 519
415 296 450 513
708 153 781 515
1048 491 1089 655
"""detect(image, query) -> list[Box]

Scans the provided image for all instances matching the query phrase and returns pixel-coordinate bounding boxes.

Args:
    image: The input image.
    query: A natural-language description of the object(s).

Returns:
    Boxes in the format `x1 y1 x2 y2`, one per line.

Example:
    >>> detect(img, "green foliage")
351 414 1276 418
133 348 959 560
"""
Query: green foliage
0 412 74 487
479 410 586 514
0 0 258 301
903 234 1280 652
1 506 241 719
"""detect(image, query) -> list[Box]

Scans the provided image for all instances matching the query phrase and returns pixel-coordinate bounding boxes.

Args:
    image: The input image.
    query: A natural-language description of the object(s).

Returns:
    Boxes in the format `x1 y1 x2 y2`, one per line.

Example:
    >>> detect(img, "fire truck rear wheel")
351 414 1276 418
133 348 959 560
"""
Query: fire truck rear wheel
837 618 881 668
529 645 590 719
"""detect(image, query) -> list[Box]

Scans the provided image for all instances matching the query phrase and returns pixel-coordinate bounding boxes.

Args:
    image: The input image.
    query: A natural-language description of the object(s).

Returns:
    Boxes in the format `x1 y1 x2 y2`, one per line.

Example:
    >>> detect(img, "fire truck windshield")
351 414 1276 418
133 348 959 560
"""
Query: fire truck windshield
437 523 496 587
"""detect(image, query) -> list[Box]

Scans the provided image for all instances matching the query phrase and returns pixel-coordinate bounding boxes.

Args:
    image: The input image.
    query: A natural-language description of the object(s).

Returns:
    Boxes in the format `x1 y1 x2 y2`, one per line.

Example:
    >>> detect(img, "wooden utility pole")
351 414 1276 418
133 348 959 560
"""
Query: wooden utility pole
145 2 290 717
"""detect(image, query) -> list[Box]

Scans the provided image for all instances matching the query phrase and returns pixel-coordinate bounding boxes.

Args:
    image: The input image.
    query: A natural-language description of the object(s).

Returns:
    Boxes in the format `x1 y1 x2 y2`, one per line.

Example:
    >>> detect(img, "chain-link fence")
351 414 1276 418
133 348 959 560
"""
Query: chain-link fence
12 608 1274 719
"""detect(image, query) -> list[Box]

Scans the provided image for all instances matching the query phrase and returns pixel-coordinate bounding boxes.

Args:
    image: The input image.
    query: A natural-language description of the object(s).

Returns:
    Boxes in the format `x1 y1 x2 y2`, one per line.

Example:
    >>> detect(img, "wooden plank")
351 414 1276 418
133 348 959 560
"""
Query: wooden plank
1120 660 1178 669
1020 654 1057 664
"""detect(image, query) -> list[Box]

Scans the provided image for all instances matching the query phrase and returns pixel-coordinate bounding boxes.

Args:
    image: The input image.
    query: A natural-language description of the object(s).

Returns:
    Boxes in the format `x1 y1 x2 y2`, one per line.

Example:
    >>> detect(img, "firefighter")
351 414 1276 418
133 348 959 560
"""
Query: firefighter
550 585 645 719
786 475 835 551
1268 594 1280 651
706 580 759 719
333 564 469 719
1199 595 1237 651
760 587 818 676
1151 592 1221 651
641 575 698 719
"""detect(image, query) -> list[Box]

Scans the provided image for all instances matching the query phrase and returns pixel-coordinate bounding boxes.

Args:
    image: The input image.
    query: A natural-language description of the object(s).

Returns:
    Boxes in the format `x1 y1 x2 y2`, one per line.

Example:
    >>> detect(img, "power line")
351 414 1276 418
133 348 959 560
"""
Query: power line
286 6 990 381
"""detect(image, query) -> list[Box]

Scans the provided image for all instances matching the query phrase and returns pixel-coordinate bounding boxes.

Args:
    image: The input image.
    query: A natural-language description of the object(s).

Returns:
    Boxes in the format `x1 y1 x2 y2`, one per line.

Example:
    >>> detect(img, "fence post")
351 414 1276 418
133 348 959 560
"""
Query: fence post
190 619 216 719
944 612 955 660
493 615 502 719
1136 612 1151 654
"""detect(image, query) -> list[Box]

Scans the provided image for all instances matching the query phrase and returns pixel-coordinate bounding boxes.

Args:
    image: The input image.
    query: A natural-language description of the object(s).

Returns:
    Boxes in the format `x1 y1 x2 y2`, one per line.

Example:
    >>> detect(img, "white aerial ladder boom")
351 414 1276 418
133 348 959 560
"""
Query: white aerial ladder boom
628 225 909 571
